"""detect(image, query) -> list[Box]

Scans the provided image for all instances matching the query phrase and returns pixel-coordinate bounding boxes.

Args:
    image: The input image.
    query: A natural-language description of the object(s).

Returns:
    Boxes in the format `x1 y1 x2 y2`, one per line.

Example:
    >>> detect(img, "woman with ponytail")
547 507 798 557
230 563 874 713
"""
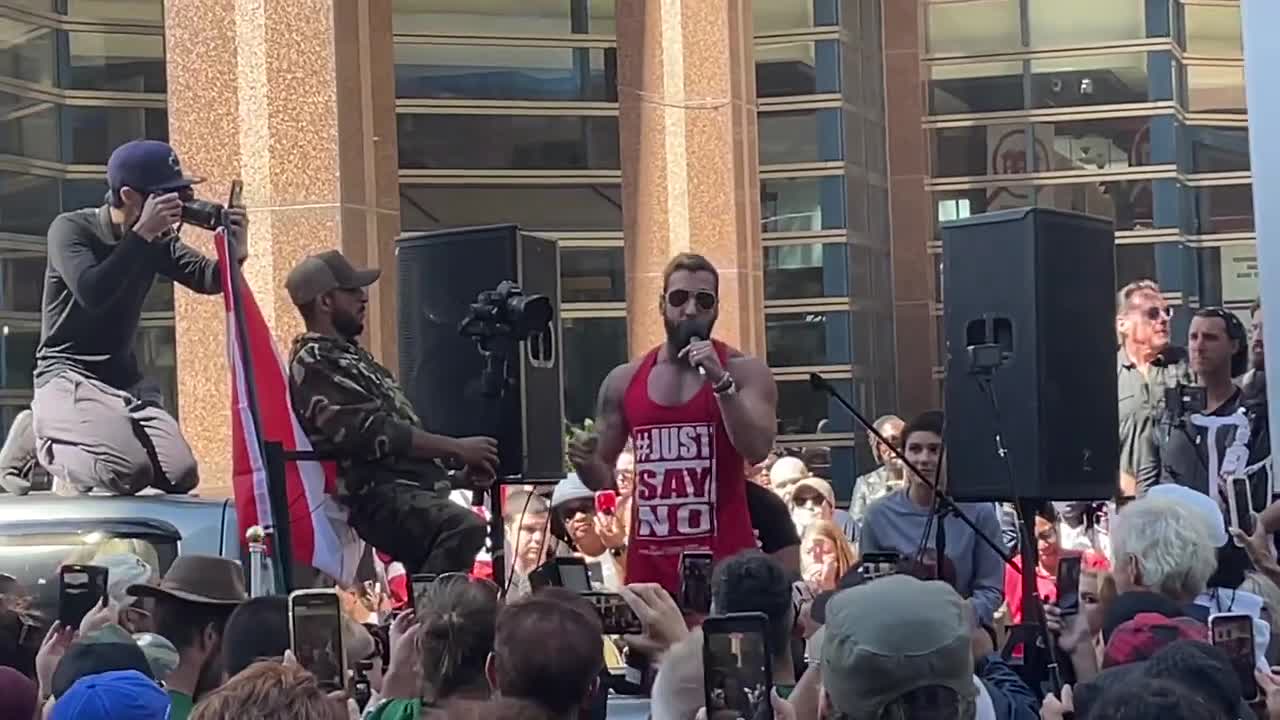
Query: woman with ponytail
365 574 500 720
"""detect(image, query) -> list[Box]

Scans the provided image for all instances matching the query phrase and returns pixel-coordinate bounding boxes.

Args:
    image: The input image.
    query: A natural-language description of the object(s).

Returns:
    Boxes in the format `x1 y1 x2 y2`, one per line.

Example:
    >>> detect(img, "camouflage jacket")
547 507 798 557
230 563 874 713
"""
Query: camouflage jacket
288 332 445 498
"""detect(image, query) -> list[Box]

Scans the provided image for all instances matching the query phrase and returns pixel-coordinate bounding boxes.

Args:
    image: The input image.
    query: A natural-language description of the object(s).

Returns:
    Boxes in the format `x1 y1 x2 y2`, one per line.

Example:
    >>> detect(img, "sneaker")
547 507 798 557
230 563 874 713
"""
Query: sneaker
0 409 34 496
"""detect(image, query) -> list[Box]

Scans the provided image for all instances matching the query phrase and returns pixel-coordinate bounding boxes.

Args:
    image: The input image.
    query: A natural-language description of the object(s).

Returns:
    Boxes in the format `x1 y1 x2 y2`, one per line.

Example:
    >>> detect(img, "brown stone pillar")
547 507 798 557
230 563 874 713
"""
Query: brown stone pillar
616 0 765 358
883 0 937 415
165 0 400 494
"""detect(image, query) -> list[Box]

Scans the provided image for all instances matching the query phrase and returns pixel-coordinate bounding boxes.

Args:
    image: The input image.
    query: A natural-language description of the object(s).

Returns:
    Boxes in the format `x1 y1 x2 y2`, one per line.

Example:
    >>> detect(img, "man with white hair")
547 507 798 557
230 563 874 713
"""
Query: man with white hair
1110 493 1218 606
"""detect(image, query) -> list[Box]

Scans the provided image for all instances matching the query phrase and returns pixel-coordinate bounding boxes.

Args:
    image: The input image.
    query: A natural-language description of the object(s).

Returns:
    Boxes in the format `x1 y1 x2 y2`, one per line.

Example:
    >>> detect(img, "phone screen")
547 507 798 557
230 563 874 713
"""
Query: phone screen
290 591 345 691
1056 555 1082 616
703 613 772 720
1211 613 1260 703
59 565 108 628
585 592 642 635
680 551 713 615
859 552 900 581
595 490 618 516
1231 476 1256 536
409 573 437 611
556 558 592 593
228 179 244 209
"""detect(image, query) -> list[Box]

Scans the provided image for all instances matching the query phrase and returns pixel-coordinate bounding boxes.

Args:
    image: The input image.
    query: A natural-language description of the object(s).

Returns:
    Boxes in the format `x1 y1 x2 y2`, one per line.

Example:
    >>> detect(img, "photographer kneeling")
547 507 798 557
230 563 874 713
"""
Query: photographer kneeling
29 140 248 496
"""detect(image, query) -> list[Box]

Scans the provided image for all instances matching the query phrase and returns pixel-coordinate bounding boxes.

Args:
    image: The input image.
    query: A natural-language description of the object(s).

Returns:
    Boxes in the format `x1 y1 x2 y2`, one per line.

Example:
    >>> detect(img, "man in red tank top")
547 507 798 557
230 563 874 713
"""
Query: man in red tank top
569 253 778 599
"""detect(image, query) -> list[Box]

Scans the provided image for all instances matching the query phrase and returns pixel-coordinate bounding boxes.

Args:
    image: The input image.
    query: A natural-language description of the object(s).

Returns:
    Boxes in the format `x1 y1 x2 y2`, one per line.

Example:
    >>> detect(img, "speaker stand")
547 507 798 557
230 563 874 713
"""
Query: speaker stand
1002 498 1066 695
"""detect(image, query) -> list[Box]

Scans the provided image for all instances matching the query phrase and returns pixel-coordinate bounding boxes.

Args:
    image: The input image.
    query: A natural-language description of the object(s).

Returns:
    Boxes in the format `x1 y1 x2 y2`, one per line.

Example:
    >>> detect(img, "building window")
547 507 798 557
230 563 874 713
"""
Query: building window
764 243 848 300
759 108 843 166
1185 184 1254 236
761 175 846 233
756 40 841 97
754 0 838 34
397 114 620 170
777 376 855 434
394 1 615 35
560 247 625 303
1030 52 1166 109
928 60 1025 115
766 310 851 367
1183 125 1250 174
394 44 618 102
399 184 623 232
924 0 1021 56
1185 64 1246 114
1183 3 1243 58
562 316 626 424
1027 0 1154 50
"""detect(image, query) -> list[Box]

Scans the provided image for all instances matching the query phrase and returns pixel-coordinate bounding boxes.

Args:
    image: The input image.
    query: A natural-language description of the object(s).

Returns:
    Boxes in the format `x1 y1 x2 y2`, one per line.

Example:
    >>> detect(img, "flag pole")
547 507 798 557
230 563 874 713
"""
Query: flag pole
222 227 292 593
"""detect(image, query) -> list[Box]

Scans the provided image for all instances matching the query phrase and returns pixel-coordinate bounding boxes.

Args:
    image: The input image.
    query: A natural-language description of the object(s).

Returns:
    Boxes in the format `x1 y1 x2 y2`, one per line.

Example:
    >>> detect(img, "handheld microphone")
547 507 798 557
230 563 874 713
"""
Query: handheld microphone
689 336 707 377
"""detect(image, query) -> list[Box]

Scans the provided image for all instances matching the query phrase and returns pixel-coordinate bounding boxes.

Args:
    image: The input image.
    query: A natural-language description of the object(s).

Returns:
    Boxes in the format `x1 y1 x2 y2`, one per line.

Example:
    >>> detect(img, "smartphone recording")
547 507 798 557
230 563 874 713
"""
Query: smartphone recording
289 590 346 692
703 613 772 720
59 564 108 629
679 551 713 615
1210 612 1260 703
584 592 642 635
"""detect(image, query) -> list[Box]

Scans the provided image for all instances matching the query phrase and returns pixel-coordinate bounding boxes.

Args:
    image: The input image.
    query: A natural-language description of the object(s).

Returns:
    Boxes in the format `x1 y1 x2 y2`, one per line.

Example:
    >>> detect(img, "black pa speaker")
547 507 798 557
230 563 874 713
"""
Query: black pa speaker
942 207 1118 501
396 225 563 480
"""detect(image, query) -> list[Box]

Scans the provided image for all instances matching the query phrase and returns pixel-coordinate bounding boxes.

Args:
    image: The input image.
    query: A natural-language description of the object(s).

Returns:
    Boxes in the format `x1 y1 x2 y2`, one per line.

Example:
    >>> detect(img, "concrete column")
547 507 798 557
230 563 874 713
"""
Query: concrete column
616 0 766 358
164 0 400 493
882 0 937 416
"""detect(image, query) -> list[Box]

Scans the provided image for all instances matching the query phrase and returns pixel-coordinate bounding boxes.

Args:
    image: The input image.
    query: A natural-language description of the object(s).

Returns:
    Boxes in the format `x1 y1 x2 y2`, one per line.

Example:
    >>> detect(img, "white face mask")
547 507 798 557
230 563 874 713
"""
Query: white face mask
792 507 817 534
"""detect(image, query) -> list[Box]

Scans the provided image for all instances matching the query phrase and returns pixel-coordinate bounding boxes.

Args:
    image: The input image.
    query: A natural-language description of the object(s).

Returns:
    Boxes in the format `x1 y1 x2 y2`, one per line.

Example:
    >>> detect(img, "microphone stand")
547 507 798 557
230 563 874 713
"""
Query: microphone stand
811 372 1065 694
808 373 1016 571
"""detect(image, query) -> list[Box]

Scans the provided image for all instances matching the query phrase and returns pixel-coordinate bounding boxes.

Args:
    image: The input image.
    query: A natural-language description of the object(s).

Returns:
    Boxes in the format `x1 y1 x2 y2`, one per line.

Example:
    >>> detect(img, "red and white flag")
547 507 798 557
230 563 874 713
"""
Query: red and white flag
216 230 364 585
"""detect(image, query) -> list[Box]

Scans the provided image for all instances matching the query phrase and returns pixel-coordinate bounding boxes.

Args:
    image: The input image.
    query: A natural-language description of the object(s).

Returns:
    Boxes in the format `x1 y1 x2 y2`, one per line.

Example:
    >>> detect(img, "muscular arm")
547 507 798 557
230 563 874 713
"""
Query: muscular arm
574 363 636 490
716 355 778 464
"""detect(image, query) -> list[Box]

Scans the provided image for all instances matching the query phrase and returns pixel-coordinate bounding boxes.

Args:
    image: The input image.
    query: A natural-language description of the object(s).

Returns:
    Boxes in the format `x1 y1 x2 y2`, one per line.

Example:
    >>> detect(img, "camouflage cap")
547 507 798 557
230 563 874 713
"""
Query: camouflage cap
285 250 381 306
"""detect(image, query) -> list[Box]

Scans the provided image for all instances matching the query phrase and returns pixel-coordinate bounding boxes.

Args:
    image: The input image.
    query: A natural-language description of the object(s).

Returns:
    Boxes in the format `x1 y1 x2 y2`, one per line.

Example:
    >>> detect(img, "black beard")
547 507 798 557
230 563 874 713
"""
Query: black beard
334 310 364 341
665 316 713 354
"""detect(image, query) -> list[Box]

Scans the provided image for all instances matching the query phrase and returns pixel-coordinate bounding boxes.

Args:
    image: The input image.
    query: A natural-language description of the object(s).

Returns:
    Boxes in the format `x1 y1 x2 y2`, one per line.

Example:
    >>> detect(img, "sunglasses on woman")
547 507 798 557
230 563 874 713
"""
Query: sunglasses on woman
665 289 717 311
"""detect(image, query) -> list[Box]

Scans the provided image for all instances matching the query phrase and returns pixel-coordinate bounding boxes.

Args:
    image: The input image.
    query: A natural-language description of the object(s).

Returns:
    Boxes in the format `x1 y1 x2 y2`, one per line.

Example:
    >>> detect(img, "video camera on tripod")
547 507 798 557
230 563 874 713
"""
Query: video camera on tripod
457 281 555 398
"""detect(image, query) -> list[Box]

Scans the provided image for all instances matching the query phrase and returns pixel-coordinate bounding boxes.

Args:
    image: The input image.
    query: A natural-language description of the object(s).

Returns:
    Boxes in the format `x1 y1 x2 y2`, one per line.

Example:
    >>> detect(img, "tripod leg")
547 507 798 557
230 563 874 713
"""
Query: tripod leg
488 485 506 592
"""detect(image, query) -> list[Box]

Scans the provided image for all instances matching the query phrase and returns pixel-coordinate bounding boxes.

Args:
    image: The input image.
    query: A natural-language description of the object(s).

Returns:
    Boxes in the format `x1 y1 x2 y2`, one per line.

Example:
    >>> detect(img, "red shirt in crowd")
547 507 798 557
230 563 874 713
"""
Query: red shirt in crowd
1003 554 1058 625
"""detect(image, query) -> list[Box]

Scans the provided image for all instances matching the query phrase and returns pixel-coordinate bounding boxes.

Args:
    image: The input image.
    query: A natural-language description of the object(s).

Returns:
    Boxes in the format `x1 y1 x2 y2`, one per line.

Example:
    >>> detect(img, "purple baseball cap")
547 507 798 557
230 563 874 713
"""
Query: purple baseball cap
107 140 204 195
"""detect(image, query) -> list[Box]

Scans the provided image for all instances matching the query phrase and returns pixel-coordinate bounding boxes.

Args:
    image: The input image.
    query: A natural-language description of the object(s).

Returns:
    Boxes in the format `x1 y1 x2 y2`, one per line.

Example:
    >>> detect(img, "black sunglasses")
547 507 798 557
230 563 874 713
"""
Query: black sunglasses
1136 305 1173 322
666 289 717 311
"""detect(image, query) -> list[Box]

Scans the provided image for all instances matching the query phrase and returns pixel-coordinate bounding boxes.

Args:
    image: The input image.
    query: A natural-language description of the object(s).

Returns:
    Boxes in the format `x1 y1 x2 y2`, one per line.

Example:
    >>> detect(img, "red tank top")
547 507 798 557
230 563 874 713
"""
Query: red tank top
620 340 756 597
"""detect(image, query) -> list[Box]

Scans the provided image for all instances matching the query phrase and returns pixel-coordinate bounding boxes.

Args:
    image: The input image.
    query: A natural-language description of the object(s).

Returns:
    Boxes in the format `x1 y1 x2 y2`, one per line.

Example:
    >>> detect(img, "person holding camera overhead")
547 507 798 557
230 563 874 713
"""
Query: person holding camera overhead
28 140 249 496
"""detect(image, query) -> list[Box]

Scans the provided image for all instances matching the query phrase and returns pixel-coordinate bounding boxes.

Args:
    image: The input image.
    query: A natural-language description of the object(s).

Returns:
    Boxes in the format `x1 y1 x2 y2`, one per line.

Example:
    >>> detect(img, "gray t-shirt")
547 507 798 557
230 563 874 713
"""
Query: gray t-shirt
858 489 1006 623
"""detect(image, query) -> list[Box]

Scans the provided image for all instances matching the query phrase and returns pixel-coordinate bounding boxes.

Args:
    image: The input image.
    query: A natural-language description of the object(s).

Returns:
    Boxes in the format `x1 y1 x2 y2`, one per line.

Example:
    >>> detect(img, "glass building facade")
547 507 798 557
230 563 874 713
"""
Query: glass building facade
923 0 1254 384
393 0 895 495
0 0 174 436
0 1 1246 494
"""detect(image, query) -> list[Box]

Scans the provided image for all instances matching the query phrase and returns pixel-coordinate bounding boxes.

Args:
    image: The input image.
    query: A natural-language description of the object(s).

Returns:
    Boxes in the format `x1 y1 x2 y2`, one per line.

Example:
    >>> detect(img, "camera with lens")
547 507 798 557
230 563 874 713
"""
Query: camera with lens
180 199 226 231
458 280 553 340
1165 383 1208 423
